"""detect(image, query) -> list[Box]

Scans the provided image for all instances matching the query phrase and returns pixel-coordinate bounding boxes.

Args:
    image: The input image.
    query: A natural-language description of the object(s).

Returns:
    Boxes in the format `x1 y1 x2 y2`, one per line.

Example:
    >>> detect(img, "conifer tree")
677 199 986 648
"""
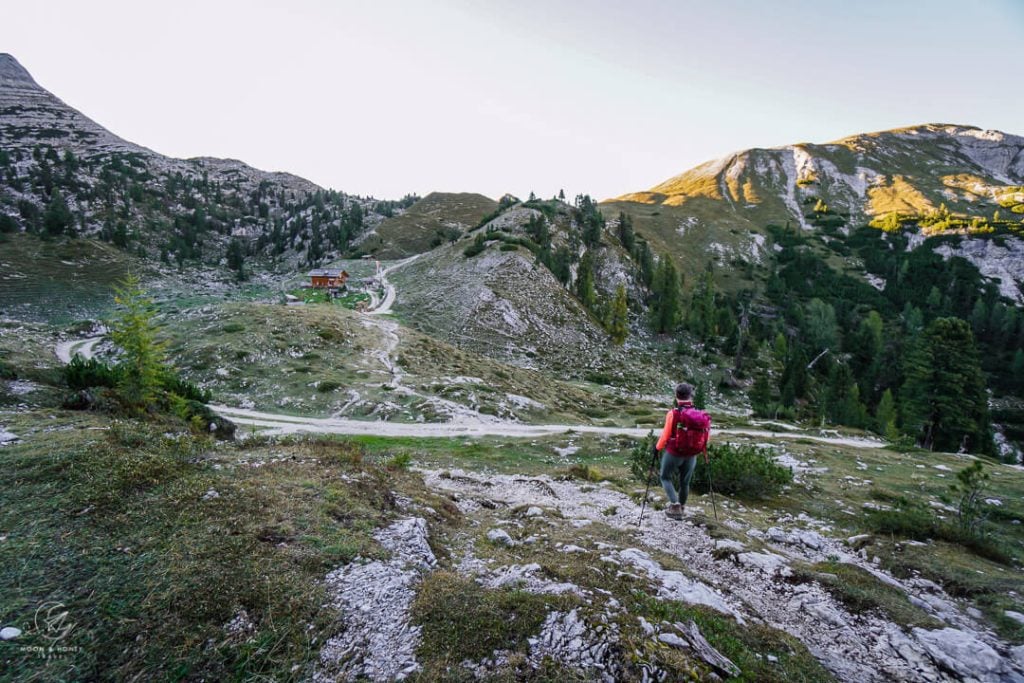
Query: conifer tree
607 284 629 345
616 212 635 252
875 388 899 439
109 275 166 410
575 251 597 309
750 373 773 417
649 255 681 334
551 246 572 285
43 189 73 236
901 317 992 453
226 238 247 281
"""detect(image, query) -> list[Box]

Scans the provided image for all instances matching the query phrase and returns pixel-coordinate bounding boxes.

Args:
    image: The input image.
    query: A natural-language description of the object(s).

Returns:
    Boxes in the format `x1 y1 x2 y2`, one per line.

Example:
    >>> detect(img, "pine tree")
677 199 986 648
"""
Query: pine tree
43 189 73 236
607 284 629 345
575 251 597 309
226 238 247 282
901 317 992 453
694 381 708 410
750 374 773 417
772 332 788 366
551 246 572 285
635 240 655 288
109 275 166 410
1010 348 1024 393
805 298 838 352
616 212 635 252
875 388 899 439
649 255 681 334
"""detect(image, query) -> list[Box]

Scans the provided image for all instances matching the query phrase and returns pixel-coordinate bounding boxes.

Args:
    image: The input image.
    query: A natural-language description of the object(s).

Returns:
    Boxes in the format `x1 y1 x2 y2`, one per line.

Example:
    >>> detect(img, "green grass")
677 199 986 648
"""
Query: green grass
0 234 136 323
791 561 942 630
411 572 568 664
628 594 835 682
0 411 458 681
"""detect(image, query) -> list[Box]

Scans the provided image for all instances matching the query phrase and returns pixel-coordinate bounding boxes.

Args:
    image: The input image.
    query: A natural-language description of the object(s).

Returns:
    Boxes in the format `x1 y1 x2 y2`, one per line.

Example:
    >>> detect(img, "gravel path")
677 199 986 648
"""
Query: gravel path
54 336 102 364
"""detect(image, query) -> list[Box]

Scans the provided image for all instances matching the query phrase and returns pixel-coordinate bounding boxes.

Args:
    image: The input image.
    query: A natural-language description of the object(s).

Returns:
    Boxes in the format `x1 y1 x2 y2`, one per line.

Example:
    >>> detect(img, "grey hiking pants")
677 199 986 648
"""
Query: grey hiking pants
660 451 697 505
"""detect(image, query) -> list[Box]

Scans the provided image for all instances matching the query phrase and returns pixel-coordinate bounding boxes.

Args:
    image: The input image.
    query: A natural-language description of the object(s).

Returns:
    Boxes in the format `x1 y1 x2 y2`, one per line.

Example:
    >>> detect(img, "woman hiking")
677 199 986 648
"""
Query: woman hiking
652 382 711 520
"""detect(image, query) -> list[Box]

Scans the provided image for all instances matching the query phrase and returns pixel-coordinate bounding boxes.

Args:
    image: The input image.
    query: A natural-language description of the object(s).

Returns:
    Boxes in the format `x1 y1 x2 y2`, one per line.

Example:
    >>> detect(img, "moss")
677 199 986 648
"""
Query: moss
628 595 835 682
791 561 942 630
411 572 568 664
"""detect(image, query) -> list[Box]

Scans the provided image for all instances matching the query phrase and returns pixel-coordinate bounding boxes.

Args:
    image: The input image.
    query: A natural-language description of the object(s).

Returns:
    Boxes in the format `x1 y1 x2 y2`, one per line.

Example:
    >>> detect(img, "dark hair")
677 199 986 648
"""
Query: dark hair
675 383 694 401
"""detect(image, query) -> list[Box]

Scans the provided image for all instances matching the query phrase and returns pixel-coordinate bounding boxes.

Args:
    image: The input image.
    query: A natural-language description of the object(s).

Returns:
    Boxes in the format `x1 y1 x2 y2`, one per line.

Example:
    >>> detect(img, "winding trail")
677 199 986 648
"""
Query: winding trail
210 403 885 447
367 253 424 316
54 336 102 364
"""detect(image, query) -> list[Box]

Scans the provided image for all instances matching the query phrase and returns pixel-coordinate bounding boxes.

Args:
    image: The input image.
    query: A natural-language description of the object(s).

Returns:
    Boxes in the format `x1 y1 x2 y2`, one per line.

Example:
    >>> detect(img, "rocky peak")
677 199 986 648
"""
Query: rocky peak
0 53 41 90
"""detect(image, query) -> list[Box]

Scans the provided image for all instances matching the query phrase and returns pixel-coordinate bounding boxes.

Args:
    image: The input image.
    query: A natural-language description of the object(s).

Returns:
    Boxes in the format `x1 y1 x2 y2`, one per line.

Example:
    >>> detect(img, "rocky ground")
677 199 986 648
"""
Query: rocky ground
308 463 1023 682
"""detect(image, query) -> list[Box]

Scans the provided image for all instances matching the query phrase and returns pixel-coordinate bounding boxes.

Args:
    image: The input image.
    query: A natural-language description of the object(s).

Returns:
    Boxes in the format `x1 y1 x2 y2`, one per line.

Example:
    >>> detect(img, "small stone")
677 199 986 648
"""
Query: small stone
0 627 21 640
203 488 220 500
525 506 544 517
766 654 778 663
486 528 517 547
1004 610 1024 626
658 632 690 648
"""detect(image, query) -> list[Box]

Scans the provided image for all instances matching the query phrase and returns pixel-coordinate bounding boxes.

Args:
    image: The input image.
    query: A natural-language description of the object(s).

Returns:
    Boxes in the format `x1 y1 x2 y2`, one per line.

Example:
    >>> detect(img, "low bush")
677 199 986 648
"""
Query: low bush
64 355 119 390
691 443 793 500
463 234 487 258
564 463 604 482
317 380 341 393
160 370 211 402
385 452 412 470
863 494 1014 565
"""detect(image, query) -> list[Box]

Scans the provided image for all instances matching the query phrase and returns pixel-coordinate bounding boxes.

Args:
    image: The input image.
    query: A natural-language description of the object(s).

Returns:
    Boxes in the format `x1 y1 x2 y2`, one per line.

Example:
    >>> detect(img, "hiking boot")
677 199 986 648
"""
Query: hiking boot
665 503 683 520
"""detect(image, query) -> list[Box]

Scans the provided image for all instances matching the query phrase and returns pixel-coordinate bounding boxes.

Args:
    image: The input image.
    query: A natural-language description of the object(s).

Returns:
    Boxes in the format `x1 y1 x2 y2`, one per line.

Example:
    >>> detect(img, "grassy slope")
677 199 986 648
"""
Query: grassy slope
0 235 136 324
2 325 1022 680
359 192 498 258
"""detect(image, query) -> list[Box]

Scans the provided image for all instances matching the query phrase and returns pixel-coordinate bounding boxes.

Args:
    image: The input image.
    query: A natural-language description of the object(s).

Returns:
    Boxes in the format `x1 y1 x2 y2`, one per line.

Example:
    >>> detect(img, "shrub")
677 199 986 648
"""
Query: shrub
691 443 793 500
317 380 341 393
564 463 604 482
385 452 412 470
463 234 487 258
863 493 1013 565
628 432 659 485
161 371 211 402
64 355 120 390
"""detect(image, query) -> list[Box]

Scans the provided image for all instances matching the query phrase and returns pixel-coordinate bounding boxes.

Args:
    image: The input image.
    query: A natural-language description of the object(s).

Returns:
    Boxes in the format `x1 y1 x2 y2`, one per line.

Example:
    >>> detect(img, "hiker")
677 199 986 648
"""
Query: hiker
651 382 711 520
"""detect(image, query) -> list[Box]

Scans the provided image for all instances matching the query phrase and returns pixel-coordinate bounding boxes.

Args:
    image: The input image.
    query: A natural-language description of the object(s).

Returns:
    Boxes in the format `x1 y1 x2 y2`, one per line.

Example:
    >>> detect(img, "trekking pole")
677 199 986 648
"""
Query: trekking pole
705 449 719 521
638 445 659 526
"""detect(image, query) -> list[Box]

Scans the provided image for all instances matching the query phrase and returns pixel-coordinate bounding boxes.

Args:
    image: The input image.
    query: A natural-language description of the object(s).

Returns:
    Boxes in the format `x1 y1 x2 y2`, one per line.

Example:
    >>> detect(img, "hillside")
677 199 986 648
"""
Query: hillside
605 124 1024 299
0 53 386 270
5 51 1024 682
357 192 499 258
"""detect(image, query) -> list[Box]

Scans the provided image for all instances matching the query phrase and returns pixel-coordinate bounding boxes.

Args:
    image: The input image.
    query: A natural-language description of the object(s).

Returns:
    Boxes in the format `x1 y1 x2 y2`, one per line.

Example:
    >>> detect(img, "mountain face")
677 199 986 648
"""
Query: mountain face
614 124 1024 225
605 124 1024 301
0 53 385 268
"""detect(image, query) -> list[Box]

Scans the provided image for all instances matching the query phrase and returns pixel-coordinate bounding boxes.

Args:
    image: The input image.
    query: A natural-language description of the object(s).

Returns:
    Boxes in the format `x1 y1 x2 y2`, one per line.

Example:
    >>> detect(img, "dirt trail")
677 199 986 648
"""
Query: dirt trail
367 253 423 316
54 336 102 364
212 403 885 447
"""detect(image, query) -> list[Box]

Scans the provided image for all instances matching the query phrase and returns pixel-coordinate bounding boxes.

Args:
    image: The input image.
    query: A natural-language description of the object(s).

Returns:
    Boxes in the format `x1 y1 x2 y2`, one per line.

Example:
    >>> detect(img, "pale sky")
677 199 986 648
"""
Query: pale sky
3 0 1022 201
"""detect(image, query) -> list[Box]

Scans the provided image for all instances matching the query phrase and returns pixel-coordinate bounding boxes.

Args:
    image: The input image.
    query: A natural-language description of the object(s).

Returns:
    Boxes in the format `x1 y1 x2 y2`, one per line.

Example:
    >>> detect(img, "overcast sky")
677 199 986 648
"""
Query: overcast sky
3 0 1022 201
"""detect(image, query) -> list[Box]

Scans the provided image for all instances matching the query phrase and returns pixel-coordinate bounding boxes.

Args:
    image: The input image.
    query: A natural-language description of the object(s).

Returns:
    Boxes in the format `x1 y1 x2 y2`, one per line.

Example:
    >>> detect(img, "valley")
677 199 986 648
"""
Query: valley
2 49 1024 682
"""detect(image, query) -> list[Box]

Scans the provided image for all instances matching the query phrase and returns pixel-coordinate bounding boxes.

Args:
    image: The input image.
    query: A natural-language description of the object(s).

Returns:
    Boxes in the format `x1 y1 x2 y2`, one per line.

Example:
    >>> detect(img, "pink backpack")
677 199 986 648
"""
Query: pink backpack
666 406 711 457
